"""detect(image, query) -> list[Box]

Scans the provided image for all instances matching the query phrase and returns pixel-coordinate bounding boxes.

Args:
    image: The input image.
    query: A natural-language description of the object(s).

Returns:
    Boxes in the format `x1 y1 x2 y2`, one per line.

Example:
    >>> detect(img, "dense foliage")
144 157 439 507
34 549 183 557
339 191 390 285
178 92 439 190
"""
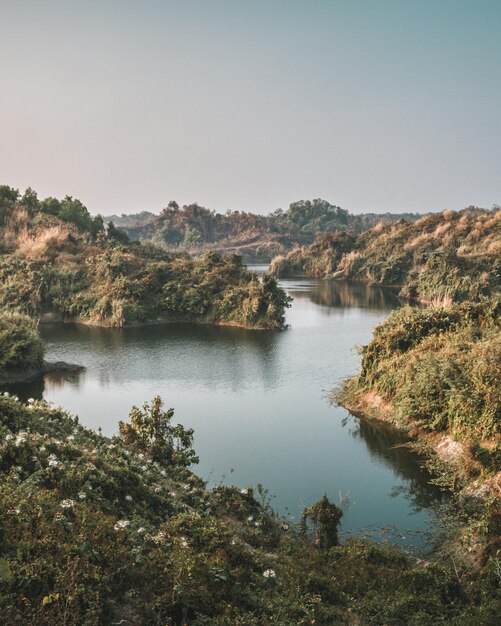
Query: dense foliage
0 186 289 329
341 297 500 452
110 198 422 261
272 208 501 303
0 314 44 380
1 395 499 625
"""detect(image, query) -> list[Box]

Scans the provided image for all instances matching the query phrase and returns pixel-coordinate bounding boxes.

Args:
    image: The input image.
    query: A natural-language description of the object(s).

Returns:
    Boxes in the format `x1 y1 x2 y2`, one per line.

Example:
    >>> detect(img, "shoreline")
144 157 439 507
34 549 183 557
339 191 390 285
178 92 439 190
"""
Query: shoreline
336 380 501 500
38 312 283 331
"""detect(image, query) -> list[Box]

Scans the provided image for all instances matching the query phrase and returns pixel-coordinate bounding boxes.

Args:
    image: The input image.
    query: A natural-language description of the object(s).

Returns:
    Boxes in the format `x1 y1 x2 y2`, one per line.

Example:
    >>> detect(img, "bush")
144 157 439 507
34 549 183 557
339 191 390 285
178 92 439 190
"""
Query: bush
0 313 44 376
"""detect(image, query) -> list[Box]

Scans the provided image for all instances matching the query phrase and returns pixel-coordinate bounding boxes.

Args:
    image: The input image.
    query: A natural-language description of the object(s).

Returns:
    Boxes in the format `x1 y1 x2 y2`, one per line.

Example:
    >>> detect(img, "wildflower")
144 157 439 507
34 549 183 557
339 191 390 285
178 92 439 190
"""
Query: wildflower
240 488 249 495
15 433 27 446
180 536 188 548
247 516 254 523
3 392 9 397
125 495 133 501
40 445 46 451
114 520 130 531
53 512 64 521
263 569 276 578
31 455 38 462
154 486 162 493
7 508 20 515
137 527 145 534
47 454 60 468
141 465 147 471
27 398 35 404
152 531 166 543
60 499 75 509
67 435 75 441
5 434 14 441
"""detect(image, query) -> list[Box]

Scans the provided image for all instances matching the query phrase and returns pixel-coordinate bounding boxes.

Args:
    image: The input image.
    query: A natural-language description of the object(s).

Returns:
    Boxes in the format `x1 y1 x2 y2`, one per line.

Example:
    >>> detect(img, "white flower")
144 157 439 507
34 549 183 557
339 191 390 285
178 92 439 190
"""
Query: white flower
60 499 75 509
27 398 35 404
47 454 60 468
125 495 133 501
31 455 38 462
152 531 166 543
154 486 162 493
67 435 75 441
3 392 9 397
263 569 276 578
39 445 46 451
180 536 188 548
137 527 145 534
15 433 27 446
141 465 147 471
240 488 249 495
5 434 14 442
78 492 87 500
114 520 130 531
247 516 254 523
160 469 166 477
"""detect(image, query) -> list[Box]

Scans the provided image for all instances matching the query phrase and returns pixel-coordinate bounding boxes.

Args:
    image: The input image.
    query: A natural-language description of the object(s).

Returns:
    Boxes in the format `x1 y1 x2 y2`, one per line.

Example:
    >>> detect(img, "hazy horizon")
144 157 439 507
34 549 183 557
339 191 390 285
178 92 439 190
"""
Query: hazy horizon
1 0 500 216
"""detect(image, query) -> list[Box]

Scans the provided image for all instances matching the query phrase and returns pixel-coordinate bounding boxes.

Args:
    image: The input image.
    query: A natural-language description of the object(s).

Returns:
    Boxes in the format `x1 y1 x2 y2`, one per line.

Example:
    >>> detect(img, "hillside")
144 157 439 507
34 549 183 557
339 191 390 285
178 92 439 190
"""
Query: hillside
0 186 289 330
271 208 501 303
2 394 500 625
109 199 422 261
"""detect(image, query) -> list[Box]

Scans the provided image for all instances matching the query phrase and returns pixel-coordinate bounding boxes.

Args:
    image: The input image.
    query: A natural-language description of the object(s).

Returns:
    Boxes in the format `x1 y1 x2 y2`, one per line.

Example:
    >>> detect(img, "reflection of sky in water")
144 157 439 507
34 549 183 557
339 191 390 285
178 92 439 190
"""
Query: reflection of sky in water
5 278 447 548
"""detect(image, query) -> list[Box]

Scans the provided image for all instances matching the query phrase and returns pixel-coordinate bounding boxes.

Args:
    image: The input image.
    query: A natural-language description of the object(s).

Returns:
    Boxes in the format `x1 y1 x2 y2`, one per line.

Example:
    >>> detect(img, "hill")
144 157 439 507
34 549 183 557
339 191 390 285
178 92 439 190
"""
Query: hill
271 208 501 303
109 199 423 261
0 186 289 329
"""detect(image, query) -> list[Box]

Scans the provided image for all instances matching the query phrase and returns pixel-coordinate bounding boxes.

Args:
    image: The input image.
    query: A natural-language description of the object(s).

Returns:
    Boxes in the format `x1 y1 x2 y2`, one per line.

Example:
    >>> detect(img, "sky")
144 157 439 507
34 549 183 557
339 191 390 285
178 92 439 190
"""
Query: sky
1 0 500 216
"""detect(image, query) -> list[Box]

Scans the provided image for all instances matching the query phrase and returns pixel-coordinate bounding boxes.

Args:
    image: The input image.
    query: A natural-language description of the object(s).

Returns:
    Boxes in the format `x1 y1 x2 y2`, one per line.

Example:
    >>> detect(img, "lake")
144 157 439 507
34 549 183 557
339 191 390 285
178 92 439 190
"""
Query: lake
6 273 447 547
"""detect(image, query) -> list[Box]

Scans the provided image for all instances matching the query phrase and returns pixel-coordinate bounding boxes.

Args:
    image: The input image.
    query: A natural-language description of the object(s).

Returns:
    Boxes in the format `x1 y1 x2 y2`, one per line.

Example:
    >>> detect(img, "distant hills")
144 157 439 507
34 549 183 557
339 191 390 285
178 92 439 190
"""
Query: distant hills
108 199 424 261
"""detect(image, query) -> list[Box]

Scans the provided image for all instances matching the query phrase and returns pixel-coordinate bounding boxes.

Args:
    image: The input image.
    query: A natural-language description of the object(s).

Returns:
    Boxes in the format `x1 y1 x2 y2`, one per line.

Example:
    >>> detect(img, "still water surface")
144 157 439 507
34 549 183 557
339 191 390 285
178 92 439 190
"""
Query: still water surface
9 275 447 546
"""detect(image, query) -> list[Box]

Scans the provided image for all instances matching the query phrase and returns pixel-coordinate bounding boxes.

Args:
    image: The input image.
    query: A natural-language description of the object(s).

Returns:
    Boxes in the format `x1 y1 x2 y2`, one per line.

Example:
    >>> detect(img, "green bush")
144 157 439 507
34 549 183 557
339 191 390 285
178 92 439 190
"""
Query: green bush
0 313 44 376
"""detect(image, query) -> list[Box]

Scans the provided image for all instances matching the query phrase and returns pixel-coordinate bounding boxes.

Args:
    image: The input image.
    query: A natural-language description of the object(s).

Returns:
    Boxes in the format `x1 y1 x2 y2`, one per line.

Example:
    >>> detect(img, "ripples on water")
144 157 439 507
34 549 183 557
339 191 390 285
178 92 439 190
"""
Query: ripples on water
5 275 447 548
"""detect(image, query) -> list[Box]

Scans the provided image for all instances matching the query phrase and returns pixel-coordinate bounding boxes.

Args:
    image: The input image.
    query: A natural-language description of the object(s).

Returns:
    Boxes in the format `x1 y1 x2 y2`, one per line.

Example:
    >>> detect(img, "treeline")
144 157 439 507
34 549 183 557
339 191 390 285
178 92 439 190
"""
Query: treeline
109 198 423 259
271 208 501 303
0 185 289 330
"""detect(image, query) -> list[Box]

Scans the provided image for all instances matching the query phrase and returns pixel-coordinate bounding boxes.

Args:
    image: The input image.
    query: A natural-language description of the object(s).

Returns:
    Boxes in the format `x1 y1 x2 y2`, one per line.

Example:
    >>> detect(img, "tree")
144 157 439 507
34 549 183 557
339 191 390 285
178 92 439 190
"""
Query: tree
300 494 343 549
119 396 198 467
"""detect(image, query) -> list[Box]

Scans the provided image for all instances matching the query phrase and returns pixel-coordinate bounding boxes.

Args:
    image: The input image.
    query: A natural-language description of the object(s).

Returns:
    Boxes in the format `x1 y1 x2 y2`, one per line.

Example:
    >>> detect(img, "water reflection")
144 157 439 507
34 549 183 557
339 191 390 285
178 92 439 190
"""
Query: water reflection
285 279 401 311
346 415 446 511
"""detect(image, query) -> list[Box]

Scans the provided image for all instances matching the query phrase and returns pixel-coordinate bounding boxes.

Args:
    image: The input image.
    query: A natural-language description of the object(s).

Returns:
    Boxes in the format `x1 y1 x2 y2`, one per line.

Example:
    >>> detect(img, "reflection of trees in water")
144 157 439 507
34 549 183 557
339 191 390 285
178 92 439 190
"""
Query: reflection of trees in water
290 280 400 310
40 322 280 391
1 368 84 403
347 415 448 512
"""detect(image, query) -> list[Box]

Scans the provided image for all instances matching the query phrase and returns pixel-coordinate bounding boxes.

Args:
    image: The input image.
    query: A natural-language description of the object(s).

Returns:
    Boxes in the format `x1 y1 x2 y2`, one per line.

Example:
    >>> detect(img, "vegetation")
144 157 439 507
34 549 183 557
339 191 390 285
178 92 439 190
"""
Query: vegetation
0 186 289 329
1 394 500 625
0 314 44 381
272 208 501 303
338 297 500 479
110 198 422 261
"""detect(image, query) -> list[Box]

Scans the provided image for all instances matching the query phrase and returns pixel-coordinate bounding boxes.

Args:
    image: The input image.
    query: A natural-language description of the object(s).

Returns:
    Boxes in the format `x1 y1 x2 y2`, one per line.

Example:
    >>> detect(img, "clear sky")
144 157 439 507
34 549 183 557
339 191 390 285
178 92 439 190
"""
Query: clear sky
1 0 500 215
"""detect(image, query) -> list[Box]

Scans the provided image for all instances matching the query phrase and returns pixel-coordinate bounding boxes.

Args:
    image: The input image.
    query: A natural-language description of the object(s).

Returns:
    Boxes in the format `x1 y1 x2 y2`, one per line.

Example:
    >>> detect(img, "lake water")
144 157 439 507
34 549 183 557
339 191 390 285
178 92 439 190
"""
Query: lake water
6 273 447 547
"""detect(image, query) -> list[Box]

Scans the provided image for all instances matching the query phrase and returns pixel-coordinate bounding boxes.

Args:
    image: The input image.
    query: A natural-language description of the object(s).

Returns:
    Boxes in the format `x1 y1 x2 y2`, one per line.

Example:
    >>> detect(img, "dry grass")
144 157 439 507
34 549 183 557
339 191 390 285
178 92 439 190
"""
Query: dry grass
15 224 71 258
